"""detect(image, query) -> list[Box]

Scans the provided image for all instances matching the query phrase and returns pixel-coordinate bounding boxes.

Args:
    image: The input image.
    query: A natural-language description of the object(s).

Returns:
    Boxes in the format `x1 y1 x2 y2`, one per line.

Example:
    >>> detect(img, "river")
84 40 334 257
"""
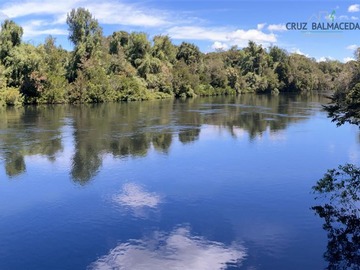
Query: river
0 93 359 269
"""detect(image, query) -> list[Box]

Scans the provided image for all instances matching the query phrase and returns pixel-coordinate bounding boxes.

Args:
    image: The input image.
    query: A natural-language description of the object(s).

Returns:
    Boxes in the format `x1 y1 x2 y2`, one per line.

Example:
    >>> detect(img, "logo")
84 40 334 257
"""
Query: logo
329 10 335 22
286 10 360 32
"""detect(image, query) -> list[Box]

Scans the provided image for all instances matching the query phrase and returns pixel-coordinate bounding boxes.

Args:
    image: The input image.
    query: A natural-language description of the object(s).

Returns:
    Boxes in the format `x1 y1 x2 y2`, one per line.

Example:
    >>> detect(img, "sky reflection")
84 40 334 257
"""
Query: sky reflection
89 226 246 270
112 183 162 218
113 183 161 209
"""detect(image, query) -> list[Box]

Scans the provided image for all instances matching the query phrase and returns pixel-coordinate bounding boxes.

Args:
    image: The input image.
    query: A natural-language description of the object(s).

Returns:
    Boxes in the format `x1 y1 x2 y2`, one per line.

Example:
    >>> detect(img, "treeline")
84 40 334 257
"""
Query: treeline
0 8 355 106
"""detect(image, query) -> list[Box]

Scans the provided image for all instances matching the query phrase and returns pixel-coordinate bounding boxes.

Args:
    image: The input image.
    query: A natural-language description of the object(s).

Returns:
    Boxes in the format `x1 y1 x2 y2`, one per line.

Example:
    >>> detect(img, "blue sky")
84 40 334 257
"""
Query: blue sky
0 0 360 62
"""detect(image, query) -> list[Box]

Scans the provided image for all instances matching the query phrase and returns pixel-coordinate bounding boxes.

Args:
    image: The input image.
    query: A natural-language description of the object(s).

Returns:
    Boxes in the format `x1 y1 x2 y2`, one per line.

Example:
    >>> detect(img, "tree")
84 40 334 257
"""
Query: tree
67 8 102 49
66 8 103 81
0 20 23 63
109 31 129 55
152 35 177 64
126 32 151 67
325 83 360 126
176 42 201 65
38 36 68 103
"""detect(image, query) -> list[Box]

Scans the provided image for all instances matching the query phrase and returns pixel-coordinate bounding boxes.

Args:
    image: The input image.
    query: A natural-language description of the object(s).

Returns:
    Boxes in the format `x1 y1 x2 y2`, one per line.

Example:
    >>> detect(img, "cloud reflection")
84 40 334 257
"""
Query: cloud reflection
89 227 246 270
113 183 161 209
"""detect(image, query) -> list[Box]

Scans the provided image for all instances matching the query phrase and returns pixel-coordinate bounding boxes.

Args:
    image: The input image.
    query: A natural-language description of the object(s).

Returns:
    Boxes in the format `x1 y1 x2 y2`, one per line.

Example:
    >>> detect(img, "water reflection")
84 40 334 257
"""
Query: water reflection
0 93 329 182
0 106 64 177
312 164 360 269
88 226 246 270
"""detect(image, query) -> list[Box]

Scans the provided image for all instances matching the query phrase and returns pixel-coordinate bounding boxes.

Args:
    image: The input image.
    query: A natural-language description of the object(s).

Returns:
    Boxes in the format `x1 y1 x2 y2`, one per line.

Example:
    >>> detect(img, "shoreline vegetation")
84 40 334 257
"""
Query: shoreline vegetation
0 8 358 107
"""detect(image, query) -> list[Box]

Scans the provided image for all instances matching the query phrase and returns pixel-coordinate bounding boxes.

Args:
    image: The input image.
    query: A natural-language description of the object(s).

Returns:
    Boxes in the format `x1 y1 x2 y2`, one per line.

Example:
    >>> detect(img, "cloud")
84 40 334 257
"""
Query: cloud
346 44 358 50
1 0 77 18
344 57 355 63
85 2 169 27
290 48 309 57
1 0 170 27
351 16 359 20
167 26 228 41
257 23 266 30
267 24 287 32
22 19 67 38
113 183 161 209
211 41 229 51
317 56 334 62
348 4 360 13
167 26 277 47
89 227 246 270
228 29 276 46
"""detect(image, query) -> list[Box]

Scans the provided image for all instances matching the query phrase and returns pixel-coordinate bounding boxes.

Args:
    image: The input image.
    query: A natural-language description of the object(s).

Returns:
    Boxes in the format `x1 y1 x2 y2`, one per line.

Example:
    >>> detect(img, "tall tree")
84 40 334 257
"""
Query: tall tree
66 8 103 81
0 20 23 64
176 42 201 65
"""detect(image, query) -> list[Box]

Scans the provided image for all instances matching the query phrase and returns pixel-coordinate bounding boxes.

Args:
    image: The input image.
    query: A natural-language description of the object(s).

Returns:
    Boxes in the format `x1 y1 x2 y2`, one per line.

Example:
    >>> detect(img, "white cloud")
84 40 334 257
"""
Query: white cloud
1 0 77 18
267 24 287 32
113 183 161 209
257 23 266 30
317 56 334 62
85 2 168 27
211 41 229 51
290 48 309 57
351 16 359 20
167 26 228 41
0 0 172 38
22 19 67 38
346 44 358 50
344 57 355 63
348 4 360 12
89 227 246 270
1 0 279 48
167 26 277 47
228 29 276 46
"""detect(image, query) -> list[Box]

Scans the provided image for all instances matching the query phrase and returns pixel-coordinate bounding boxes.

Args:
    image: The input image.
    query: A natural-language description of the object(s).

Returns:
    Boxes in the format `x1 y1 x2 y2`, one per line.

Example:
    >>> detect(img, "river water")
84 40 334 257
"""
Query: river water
0 94 358 269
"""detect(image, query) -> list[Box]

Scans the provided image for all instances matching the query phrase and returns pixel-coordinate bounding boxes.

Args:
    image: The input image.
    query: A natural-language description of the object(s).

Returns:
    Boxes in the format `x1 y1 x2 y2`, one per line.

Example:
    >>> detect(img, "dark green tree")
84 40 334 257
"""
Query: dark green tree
176 42 201 65
0 20 23 63
66 8 103 82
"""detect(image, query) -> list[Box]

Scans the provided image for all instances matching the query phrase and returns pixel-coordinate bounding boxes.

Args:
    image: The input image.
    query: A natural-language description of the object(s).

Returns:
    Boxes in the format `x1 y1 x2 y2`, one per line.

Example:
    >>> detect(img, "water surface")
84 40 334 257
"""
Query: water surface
0 94 358 270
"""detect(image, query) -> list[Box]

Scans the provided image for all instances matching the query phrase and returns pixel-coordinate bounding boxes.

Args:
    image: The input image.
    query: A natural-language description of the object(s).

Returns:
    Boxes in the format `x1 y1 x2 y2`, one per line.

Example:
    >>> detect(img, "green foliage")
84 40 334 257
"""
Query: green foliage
172 61 198 98
0 20 23 63
0 8 347 105
3 43 47 103
1 87 23 106
325 83 360 126
66 8 103 82
37 36 68 104
109 31 129 55
152 35 177 64
67 8 102 48
176 42 201 65
111 75 149 101
69 58 114 103
126 32 151 67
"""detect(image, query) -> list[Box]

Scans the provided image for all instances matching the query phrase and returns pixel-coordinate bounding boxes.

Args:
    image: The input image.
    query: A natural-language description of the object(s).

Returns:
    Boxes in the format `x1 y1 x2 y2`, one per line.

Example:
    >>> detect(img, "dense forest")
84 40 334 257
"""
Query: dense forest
0 7 358 106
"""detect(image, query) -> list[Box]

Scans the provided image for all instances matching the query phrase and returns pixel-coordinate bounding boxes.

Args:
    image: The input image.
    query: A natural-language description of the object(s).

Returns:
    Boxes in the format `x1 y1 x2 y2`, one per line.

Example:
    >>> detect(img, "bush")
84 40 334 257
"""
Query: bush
2 87 23 106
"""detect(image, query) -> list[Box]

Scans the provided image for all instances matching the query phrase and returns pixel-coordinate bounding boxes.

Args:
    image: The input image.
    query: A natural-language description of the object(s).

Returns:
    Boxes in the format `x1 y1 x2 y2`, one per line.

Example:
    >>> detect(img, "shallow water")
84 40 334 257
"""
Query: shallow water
0 94 358 269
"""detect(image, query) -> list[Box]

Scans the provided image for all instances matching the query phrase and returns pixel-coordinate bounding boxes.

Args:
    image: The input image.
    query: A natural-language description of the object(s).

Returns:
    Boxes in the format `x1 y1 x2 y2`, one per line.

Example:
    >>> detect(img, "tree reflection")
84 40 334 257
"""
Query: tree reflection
0 93 327 182
152 132 172 153
0 106 64 177
312 164 360 269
